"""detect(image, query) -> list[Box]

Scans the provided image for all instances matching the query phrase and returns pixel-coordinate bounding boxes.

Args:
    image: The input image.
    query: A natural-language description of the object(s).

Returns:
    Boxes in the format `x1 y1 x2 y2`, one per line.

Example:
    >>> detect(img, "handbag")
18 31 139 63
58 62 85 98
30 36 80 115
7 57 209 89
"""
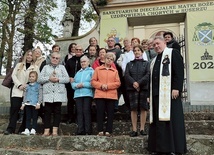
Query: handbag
1 68 14 88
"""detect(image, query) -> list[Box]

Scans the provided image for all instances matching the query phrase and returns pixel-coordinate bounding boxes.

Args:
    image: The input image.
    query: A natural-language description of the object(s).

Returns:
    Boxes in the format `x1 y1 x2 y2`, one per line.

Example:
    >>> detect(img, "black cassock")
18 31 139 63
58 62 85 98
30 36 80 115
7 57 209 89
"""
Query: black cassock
148 50 187 154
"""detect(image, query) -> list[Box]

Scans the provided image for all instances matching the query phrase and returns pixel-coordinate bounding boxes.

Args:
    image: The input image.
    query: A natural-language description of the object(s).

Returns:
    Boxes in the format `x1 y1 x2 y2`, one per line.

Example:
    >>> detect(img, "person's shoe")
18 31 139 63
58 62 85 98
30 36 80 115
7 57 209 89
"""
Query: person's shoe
105 132 111 137
76 131 86 135
140 130 147 136
21 128 30 135
66 119 72 124
130 131 138 137
97 131 104 136
3 130 12 135
42 128 50 136
52 127 58 136
30 129 36 135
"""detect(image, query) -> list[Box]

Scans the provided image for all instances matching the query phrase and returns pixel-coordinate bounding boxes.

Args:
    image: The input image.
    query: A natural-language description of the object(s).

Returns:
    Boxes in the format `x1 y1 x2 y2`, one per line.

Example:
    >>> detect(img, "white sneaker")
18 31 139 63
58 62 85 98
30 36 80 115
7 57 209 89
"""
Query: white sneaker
30 129 36 135
21 128 30 135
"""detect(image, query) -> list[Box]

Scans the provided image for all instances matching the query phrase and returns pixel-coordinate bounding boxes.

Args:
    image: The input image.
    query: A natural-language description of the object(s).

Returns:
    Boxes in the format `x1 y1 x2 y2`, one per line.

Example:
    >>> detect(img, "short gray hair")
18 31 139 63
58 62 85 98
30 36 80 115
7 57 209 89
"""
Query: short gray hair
51 52 61 59
105 52 116 62
153 36 165 41
80 55 89 62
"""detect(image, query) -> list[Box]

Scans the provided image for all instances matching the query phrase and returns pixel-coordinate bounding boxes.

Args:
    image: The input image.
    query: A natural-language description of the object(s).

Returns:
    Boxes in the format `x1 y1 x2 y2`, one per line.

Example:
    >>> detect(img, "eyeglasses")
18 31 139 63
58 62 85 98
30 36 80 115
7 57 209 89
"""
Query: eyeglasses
52 57 59 60
76 49 82 51
106 57 114 61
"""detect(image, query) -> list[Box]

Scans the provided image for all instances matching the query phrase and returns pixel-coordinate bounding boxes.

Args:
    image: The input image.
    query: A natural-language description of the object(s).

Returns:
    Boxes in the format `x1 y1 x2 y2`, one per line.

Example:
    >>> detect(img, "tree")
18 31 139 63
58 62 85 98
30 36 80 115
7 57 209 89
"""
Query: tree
0 0 22 74
18 0 57 53
65 0 98 36
66 0 85 36
0 0 57 74
22 0 38 52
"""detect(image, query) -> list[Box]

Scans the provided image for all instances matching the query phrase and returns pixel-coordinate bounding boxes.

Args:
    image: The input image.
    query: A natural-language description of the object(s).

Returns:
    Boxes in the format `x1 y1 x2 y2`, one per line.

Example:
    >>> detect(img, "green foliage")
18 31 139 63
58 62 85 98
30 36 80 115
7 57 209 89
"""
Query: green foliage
35 22 57 43
95 0 107 6
34 0 58 43
82 1 98 23
0 0 58 74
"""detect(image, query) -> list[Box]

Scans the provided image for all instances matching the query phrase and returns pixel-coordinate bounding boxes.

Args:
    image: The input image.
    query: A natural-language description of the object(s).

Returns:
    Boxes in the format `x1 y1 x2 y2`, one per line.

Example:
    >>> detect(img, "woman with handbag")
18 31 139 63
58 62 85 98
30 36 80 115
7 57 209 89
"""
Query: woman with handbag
4 50 39 135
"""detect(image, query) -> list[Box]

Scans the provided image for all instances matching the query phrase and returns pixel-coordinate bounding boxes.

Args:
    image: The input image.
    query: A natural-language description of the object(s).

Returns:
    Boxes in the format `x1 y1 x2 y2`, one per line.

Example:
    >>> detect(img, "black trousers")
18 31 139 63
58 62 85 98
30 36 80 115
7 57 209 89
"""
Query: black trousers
44 102 62 128
7 97 23 133
75 97 92 134
66 84 76 122
25 105 38 130
18 103 44 133
96 98 115 133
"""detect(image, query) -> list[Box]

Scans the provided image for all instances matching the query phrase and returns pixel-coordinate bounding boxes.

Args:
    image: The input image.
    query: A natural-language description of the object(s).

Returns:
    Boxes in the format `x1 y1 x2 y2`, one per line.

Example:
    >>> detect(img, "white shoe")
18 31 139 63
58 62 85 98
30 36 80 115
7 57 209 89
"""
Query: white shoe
21 128 30 135
30 129 36 135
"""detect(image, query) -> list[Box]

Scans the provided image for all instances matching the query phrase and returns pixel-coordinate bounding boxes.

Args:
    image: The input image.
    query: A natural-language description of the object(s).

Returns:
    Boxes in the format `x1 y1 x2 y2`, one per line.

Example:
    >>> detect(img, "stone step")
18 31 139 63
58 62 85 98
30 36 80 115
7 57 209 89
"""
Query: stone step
1 111 214 122
0 120 214 136
0 134 213 154
0 149 143 155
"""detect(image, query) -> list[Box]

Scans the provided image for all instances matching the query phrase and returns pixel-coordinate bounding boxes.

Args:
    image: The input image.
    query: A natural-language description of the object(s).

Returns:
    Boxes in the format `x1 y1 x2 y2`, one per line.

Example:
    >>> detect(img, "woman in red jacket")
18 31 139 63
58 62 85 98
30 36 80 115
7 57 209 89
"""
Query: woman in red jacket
91 52 120 136
92 48 116 70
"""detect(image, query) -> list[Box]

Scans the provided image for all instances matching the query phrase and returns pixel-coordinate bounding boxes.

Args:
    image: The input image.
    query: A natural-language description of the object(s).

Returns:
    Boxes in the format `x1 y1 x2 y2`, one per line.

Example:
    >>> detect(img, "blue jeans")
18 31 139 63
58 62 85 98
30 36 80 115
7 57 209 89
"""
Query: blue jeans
75 97 92 134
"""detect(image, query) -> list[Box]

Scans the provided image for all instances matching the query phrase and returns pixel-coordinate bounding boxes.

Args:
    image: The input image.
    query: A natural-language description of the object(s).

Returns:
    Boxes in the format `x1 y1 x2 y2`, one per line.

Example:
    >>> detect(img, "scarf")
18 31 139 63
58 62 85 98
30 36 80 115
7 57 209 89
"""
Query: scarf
150 47 172 123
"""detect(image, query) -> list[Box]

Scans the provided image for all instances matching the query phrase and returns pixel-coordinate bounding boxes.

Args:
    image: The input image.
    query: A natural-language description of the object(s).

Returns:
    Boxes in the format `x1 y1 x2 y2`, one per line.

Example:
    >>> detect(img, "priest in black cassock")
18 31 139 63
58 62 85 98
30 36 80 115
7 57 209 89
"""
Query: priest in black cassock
147 36 187 155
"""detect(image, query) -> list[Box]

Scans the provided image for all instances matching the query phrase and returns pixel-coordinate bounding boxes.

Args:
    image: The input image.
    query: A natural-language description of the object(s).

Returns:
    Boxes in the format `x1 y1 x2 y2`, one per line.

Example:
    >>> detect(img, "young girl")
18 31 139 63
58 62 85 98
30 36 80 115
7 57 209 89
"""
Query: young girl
20 71 41 135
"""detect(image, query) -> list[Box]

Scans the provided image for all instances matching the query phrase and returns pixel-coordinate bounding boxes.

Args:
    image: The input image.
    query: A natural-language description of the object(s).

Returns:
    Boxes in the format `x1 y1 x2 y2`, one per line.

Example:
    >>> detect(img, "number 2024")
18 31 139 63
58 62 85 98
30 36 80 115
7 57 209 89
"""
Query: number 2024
193 61 214 69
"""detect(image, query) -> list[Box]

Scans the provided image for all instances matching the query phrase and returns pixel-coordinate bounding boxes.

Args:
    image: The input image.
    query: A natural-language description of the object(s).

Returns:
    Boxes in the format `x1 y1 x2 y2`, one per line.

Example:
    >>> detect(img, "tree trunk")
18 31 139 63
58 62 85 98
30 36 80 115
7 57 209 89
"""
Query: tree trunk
6 1 21 72
0 1 22 74
22 0 38 53
66 0 84 36
0 20 7 75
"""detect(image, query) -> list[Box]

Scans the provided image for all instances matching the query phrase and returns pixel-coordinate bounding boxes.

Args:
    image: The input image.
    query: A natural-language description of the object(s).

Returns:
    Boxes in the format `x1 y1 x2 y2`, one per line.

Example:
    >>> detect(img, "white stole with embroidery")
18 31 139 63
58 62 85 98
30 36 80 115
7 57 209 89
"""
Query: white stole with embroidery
150 47 172 123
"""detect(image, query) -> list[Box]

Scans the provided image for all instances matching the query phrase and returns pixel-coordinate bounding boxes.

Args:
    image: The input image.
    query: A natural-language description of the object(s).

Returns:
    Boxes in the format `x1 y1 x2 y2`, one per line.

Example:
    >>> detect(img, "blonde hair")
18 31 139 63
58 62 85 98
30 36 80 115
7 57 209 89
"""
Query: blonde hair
105 52 116 62
32 47 42 62
18 50 34 71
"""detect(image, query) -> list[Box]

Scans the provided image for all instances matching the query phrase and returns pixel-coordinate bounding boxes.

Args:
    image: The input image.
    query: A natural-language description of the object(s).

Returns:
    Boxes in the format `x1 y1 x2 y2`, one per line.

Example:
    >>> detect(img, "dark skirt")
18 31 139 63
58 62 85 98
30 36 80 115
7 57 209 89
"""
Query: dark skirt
128 90 149 111
147 96 187 154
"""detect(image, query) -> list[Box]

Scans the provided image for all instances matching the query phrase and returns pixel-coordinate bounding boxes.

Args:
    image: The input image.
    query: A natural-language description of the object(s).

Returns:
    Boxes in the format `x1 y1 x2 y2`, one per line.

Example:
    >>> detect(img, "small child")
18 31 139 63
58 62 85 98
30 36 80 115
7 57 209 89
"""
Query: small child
20 71 41 135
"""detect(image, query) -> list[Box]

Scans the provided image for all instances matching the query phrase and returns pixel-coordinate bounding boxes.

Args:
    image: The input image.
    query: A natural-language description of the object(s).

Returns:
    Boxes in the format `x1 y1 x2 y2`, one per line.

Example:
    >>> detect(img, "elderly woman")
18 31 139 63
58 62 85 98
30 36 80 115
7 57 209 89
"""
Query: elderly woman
33 47 45 71
91 52 121 136
71 56 94 135
38 52 69 136
4 50 39 135
125 44 150 137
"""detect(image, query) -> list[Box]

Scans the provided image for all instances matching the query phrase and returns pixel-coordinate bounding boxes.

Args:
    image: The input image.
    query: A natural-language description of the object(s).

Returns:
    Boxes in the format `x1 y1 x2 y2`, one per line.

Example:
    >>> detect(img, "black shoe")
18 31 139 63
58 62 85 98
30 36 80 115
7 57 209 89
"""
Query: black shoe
4 130 12 135
76 131 86 135
130 131 138 137
66 119 74 124
140 130 147 136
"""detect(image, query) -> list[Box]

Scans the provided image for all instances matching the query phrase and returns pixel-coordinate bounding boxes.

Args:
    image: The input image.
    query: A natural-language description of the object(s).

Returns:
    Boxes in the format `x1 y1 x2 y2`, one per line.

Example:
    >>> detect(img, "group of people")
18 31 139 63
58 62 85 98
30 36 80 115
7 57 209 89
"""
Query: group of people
3 32 187 154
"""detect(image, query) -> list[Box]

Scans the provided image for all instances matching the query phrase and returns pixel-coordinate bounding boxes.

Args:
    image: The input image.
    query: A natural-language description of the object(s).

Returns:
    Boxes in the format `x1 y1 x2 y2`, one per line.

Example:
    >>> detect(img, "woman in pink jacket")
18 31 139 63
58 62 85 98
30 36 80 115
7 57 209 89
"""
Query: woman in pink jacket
91 52 120 137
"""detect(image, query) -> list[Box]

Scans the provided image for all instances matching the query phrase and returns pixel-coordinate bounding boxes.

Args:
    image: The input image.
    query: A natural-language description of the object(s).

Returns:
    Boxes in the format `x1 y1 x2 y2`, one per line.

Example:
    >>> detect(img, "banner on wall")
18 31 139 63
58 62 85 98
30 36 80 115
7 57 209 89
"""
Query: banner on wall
187 11 214 81
99 18 127 47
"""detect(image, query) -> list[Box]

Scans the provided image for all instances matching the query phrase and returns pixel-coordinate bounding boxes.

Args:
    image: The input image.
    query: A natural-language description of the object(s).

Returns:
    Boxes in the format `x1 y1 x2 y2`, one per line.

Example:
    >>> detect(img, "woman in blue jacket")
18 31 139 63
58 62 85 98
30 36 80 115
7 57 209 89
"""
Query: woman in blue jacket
72 56 94 135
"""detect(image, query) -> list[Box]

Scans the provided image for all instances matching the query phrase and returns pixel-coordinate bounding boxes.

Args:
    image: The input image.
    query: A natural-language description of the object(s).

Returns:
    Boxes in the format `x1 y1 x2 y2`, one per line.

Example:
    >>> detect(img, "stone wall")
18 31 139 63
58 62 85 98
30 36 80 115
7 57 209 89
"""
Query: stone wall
0 78 10 103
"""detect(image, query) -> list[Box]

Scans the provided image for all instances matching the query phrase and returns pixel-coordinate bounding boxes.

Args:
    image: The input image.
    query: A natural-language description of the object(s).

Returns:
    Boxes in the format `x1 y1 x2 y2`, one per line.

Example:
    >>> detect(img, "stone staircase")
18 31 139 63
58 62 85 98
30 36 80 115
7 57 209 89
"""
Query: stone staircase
0 107 214 154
